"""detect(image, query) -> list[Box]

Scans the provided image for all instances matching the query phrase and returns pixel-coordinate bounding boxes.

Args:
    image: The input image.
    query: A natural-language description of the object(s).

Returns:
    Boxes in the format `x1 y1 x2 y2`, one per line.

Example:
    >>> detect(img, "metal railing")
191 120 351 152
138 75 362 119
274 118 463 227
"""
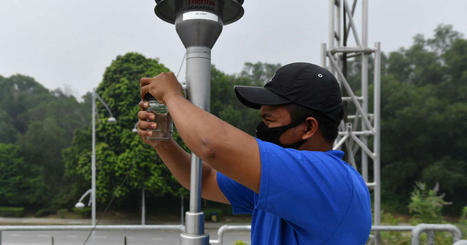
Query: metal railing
411 224 462 245
209 224 251 245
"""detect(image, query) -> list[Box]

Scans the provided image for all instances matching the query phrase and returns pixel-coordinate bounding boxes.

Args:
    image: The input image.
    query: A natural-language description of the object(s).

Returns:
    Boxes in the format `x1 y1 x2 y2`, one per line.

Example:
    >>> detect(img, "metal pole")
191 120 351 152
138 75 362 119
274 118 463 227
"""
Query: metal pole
91 88 97 227
321 43 327 68
411 224 462 245
427 231 435 245
328 0 335 50
141 188 145 225
374 41 382 245
336 0 341 47
153 2 243 244
180 46 212 245
91 89 97 245
361 0 369 183
181 195 184 225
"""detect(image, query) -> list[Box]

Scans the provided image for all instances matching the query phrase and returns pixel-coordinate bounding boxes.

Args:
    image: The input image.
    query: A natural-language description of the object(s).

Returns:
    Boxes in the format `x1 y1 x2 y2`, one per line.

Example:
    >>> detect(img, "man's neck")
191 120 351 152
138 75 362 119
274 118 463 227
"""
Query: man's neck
299 138 332 152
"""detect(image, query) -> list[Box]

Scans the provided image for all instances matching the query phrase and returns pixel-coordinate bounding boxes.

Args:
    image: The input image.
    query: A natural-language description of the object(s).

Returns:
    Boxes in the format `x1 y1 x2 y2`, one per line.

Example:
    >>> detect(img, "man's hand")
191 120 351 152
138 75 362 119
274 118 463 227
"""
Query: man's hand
137 101 167 148
140 72 183 104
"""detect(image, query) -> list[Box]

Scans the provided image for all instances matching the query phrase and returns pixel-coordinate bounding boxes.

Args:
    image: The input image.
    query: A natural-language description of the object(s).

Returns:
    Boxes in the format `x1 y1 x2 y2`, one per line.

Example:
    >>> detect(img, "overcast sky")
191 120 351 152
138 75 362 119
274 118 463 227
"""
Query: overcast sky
1 1 466 98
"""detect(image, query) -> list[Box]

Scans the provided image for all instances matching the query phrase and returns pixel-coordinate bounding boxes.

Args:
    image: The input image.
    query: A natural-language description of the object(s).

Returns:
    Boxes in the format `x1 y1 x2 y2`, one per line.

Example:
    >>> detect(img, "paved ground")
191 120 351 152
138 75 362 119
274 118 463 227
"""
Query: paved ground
0 229 251 245
0 218 251 245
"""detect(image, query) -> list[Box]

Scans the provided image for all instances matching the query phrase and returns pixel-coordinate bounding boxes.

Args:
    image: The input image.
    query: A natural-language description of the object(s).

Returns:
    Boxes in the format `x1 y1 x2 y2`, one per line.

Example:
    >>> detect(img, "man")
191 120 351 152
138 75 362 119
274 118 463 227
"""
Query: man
137 62 372 244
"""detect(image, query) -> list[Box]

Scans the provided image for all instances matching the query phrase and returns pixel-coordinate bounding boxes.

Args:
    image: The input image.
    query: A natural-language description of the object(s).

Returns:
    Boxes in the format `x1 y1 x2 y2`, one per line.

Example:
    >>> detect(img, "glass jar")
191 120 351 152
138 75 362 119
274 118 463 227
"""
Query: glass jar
144 94 173 141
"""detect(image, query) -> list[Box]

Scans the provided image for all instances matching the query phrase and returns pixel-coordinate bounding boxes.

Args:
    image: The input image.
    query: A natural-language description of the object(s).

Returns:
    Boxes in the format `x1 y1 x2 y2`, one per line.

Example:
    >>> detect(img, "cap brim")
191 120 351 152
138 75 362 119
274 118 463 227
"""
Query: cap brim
234 86 290 109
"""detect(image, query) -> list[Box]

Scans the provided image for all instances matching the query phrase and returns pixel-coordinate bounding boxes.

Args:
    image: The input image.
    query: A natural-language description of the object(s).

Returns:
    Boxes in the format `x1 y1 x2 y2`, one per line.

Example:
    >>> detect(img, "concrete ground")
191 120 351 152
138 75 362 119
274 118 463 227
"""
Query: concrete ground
0 229 251 245
0 217 251 245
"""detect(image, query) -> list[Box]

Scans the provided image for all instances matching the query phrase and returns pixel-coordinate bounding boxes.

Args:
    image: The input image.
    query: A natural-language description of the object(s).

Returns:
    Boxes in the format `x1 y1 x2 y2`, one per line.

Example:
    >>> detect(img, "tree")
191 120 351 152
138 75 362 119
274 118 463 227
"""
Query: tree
0 144 46 206
0 75 89 208
0 109 18 144
380 24 467 213
62 53 185 208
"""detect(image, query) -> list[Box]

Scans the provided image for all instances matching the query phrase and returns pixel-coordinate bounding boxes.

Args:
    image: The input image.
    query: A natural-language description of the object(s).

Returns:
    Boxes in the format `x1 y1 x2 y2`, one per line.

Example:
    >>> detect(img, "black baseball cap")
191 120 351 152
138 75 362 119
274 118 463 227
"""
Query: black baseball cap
234 62 343 124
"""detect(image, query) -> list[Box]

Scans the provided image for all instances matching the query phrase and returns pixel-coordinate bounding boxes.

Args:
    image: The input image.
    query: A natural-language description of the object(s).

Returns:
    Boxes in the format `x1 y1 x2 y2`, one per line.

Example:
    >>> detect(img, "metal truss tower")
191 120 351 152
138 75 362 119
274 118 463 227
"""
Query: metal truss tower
322 0 381 244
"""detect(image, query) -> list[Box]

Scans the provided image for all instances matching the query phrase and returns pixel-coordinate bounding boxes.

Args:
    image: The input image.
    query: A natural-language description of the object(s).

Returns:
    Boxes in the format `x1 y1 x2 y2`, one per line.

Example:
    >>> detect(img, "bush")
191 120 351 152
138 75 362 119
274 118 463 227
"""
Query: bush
460 206 467 224
72 207 91 218
0 207 24 217
408 182 450 223
35 208 55 217
57 208 68 218
235 241 247 245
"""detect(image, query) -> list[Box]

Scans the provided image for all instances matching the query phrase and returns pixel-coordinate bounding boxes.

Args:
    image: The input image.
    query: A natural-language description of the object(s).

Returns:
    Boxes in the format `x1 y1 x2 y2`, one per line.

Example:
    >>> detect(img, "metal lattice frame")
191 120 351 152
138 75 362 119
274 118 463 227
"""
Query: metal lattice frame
322 0 381 244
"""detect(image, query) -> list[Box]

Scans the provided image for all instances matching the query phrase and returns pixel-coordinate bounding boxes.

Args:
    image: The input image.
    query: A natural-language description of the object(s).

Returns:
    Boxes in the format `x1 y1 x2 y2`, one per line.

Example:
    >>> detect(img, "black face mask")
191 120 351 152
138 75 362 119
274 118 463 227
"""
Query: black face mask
256 121 306 149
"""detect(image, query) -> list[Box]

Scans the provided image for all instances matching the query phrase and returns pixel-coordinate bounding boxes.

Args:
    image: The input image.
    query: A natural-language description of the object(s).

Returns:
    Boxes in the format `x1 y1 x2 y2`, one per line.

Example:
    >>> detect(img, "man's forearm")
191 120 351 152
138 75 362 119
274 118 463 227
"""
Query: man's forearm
153 138 229 203
154 139 211 190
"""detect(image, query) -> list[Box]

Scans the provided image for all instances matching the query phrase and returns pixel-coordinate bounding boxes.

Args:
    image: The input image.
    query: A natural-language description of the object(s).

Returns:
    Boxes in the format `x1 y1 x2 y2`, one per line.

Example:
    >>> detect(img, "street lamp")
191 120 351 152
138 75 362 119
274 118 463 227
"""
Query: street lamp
75 189 92 208
90 88 117 226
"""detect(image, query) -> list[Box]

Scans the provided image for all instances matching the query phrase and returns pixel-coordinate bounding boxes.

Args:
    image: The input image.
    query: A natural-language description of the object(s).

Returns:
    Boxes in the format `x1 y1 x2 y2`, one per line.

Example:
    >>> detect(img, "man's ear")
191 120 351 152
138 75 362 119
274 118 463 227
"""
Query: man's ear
301 117 319 140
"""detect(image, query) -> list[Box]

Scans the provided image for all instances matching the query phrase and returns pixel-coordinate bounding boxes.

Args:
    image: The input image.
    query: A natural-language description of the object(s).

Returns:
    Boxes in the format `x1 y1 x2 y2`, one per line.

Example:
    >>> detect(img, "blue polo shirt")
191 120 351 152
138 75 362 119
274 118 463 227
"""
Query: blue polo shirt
217 138 371 244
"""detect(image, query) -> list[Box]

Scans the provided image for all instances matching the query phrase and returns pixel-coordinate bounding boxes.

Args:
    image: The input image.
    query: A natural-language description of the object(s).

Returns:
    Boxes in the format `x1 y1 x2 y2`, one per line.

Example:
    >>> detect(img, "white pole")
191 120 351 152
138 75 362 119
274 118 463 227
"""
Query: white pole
328 0 335 50
181 195 184 225
374 41 382 245
91 88 96 227
321 43 327 68
91 88 97 245
141 188 146 225
361 0 369 183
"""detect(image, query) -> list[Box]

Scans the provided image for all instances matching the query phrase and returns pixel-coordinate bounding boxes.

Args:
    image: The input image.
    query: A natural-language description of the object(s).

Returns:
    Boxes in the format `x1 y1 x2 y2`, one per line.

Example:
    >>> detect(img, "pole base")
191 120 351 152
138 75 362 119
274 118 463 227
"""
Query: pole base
180 233 209 245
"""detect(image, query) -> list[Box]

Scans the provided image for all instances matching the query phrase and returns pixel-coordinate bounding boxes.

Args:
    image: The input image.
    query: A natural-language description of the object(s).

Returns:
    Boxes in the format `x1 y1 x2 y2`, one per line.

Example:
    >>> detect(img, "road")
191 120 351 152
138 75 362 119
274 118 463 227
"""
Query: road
0 229 251 245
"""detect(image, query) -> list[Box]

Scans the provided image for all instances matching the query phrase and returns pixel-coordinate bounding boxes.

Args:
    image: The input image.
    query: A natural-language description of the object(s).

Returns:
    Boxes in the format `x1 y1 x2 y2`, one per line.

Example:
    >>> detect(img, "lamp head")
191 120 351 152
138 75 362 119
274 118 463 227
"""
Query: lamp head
75 202 85 208
107 117 117 124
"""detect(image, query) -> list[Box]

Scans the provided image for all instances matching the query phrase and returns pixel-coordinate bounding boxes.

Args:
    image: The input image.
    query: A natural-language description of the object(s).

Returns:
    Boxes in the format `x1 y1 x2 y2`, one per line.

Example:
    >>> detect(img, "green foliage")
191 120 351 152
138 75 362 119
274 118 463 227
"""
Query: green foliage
234 241 247 245
379 24 467 214
460 206 467 224
379 211 410 245
35 208 56 217
0 109 18 143
0 74 89 208
0 207 25 217
0 144 46 206
211 64 268 135
62 53 184 208
57 208 68 218
408 182 450 223
72 207 91 218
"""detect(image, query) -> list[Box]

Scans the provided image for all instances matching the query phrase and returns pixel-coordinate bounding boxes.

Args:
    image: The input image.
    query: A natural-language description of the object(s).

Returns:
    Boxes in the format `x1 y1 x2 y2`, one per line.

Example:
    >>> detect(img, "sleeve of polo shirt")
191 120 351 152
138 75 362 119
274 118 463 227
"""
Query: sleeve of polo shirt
254 138 353 230
217 172 255 214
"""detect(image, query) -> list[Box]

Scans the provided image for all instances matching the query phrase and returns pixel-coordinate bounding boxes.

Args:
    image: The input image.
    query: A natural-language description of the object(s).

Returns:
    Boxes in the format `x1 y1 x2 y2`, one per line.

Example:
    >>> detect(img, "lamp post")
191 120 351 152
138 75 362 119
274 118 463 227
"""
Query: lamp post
91 88 116 226
132 123 149 226
153 1 244 244
75 189 92 209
